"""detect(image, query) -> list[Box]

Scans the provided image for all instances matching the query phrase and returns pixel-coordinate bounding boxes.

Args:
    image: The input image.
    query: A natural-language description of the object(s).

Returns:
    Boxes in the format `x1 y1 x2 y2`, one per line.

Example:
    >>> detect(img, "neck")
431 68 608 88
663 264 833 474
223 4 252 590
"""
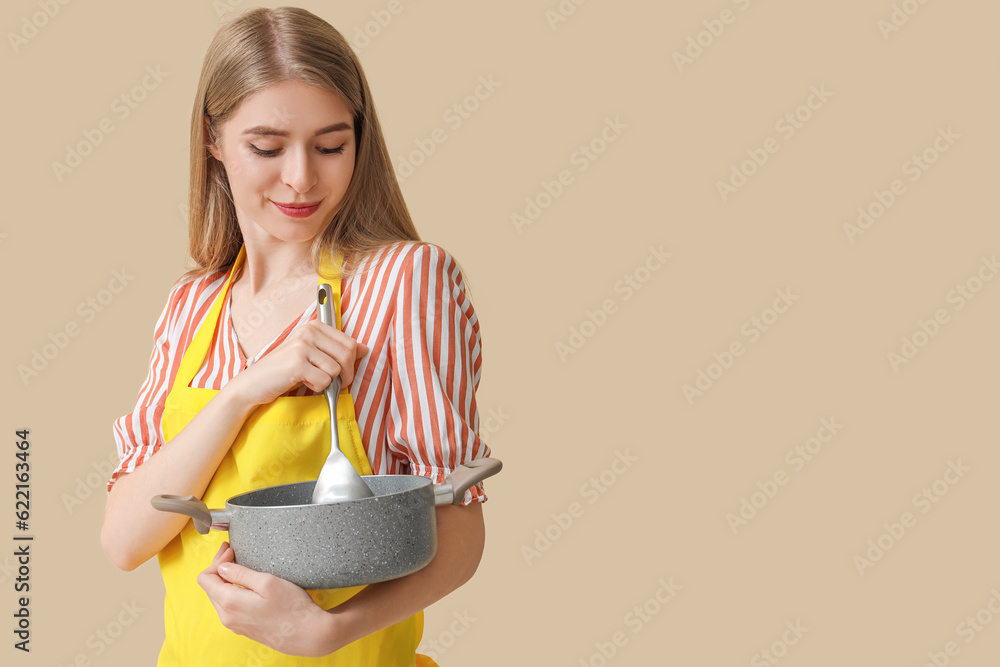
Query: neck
238 238 317 296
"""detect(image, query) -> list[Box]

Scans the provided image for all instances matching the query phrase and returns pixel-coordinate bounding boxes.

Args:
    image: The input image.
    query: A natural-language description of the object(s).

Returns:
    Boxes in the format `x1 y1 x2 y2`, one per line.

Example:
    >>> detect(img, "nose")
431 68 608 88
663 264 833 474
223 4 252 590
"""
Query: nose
281 145 318 194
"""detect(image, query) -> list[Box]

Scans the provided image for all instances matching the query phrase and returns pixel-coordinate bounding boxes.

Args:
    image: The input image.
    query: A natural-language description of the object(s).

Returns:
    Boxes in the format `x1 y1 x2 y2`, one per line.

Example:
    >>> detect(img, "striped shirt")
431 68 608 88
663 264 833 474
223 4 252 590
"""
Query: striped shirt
108 241 489 505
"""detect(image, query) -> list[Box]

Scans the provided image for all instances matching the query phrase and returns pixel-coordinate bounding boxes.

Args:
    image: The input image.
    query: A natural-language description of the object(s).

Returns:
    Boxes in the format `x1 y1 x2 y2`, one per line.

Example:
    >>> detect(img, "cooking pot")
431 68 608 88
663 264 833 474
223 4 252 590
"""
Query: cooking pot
150 458 501 590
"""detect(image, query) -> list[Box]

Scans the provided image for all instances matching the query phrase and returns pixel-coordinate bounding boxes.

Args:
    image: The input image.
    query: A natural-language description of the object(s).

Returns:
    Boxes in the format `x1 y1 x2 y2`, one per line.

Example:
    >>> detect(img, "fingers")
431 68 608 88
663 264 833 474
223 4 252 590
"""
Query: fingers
340 338 371 387
297 323 370 389
298 347 343 394
199 571 259 636
198 542 260 622
198 542 236 604
238 322 372 400
217 561 268 593
204 541 271 595
205 541 232 573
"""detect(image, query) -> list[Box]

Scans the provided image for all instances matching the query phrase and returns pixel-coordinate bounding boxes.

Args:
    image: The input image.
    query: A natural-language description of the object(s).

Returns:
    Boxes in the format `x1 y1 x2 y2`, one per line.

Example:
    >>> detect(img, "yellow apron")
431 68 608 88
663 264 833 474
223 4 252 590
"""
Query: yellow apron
156 246 437 666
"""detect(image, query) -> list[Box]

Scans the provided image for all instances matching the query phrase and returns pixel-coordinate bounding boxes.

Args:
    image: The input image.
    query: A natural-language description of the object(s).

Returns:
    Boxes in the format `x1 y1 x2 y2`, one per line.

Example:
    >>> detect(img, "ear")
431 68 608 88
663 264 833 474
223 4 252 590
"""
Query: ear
204 115 220 161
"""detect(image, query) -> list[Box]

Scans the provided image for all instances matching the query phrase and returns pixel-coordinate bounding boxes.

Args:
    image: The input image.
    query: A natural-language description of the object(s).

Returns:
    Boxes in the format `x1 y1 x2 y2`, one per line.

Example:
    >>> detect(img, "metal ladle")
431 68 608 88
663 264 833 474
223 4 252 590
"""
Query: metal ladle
310 284 375 504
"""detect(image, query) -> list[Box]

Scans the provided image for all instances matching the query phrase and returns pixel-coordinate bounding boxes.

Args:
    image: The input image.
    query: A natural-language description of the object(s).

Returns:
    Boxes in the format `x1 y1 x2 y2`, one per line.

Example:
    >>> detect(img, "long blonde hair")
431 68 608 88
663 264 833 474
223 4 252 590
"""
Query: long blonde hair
185 6 420 281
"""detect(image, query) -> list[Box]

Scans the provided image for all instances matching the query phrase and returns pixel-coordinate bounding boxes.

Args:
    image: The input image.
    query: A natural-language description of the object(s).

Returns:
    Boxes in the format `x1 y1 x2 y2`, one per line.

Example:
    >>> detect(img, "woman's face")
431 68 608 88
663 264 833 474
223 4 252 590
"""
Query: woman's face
206 80 357 246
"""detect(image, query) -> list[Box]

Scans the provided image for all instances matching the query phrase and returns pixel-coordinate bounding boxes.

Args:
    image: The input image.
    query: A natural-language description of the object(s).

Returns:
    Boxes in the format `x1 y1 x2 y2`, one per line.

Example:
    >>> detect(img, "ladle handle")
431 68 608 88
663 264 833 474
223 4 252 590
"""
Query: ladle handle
318 283 341 440
317 283 336 329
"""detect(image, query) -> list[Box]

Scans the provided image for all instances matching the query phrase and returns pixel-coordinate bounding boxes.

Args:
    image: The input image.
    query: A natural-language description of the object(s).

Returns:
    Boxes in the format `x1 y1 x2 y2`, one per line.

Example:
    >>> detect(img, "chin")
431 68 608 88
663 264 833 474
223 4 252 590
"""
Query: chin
259 216 329 243
273 228 326 244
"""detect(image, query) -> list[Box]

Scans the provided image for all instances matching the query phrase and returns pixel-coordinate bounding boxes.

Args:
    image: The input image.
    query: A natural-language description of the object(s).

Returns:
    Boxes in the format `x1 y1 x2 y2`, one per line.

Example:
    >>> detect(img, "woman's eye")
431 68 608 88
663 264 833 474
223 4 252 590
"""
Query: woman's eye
249 144 345 157
249 145 280 157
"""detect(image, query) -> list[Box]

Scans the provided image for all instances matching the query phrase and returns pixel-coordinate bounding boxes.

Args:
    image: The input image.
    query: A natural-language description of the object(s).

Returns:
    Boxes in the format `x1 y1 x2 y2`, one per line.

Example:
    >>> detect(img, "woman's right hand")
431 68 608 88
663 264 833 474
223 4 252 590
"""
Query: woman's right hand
224 320 370 408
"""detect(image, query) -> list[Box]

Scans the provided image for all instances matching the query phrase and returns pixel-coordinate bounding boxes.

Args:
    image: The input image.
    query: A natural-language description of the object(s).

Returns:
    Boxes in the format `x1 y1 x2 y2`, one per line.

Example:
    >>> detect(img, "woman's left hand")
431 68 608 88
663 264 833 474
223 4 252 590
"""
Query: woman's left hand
198 542 341 657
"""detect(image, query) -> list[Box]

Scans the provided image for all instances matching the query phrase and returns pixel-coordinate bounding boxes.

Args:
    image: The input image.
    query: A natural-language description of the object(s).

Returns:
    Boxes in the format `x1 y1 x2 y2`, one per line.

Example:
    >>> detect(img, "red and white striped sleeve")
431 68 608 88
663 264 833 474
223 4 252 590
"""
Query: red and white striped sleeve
387 243 491 505
106 274 222 492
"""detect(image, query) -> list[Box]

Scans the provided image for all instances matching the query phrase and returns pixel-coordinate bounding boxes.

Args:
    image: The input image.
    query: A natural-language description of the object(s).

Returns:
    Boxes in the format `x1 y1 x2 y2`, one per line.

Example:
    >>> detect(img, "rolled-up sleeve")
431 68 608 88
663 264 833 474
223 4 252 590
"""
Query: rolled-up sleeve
107 281 185 493
387 243 491 505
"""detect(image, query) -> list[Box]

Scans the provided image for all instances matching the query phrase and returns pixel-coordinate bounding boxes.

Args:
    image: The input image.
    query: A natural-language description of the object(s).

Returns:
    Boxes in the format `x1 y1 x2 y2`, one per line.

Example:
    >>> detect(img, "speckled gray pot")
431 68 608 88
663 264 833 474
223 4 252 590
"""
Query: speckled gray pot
151 458 501 590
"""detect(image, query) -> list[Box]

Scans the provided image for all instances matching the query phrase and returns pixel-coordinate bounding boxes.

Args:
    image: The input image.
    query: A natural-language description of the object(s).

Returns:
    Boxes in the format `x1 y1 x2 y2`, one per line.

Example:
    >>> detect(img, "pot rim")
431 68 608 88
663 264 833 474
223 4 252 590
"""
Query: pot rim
224 474 432 510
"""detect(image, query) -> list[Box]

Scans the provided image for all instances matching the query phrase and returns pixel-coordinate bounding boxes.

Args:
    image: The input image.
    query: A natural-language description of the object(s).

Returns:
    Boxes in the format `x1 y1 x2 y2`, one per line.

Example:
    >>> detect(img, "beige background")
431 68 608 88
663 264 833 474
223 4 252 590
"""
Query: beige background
3 0 999 664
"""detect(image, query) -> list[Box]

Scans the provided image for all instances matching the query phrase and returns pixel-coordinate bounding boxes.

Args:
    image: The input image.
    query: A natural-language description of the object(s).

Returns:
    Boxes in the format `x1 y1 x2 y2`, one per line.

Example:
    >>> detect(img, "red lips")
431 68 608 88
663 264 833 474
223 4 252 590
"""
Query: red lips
272 200 322 218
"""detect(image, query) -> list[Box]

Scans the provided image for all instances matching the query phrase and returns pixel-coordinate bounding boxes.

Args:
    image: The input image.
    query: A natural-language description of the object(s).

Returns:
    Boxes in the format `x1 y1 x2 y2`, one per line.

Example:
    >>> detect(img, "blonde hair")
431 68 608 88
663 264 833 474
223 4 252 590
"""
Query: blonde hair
185 6 420 281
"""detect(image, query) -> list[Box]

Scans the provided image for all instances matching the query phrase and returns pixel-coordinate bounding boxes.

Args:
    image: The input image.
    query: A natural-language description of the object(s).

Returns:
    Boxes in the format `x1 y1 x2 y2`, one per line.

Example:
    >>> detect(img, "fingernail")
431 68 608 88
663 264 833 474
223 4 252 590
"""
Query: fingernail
217 562 231 577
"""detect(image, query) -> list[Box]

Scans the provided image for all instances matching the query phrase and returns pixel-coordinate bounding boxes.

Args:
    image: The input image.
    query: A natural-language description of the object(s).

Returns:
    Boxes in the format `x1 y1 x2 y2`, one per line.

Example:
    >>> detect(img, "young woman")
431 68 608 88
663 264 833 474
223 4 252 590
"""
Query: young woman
100 7 491 665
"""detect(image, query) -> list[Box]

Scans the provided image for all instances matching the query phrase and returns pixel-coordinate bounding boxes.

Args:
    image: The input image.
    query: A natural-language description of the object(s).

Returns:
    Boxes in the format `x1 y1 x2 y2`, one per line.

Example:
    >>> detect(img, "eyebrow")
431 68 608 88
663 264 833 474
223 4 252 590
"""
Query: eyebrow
241 122 353 137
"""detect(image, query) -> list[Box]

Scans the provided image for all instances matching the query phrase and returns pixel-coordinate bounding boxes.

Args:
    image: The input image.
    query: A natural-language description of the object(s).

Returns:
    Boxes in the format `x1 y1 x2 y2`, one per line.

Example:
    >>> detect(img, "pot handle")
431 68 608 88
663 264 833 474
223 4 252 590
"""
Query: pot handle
151 494 229 534
433 458 503 506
